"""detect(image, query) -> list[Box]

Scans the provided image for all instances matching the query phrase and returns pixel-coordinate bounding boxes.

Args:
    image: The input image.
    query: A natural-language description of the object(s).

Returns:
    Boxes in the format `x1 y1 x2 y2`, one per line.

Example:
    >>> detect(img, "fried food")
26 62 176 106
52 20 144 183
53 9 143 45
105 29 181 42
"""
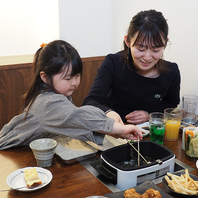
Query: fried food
141 188 162 198
124 188 161 198
124 188 142 198
24 168 42 188
165 169 198 195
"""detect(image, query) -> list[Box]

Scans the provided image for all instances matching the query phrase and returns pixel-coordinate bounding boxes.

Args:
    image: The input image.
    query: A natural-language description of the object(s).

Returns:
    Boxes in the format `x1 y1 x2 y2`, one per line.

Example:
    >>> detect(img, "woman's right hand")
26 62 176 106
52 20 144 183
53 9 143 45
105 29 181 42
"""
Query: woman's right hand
106 110 124 125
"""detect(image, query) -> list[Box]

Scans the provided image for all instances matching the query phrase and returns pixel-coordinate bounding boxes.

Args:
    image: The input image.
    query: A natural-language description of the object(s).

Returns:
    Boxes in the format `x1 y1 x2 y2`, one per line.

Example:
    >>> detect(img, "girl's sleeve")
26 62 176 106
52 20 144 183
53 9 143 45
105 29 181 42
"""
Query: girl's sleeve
41 94 115 144
82 55 115 112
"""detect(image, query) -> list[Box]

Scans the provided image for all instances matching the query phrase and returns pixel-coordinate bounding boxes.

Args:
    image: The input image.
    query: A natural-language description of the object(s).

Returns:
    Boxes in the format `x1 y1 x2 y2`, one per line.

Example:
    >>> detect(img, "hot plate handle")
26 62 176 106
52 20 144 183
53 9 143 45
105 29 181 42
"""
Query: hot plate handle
95 164 117 184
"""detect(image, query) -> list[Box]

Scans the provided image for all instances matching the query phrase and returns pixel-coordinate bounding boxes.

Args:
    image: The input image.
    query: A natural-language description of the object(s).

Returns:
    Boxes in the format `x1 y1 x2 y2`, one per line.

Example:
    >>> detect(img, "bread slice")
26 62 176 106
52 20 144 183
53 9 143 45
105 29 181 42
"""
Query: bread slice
24 168 42 188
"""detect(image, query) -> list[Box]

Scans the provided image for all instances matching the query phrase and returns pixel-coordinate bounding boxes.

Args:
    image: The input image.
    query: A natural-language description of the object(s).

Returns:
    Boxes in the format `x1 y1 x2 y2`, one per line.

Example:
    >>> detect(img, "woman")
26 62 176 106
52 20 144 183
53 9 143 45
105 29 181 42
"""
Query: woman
83 10 180 124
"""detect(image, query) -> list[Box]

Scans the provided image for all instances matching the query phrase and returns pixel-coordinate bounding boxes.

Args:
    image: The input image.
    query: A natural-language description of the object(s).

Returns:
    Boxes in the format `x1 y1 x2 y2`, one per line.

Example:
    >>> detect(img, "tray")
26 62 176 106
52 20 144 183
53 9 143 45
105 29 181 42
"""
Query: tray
162 170 198 197
86 135 127 151
104 180 173 198
53 136 98 164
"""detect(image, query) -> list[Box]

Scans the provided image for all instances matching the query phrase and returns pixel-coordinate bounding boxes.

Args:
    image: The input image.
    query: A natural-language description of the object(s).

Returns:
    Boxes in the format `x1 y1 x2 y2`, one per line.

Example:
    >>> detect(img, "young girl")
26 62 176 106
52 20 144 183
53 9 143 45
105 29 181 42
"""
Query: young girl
0 40 142 150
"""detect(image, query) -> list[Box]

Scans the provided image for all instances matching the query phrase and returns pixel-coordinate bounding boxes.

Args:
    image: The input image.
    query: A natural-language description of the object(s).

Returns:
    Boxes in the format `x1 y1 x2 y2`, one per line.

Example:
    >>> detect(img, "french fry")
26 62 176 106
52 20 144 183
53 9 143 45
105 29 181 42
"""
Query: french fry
165 169 198 195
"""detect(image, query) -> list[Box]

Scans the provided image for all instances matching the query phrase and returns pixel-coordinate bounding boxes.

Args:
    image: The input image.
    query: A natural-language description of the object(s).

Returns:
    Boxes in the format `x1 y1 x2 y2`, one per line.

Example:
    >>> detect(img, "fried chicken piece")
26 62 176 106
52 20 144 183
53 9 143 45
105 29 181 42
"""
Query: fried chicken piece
124 188 142 198
141 188 162 198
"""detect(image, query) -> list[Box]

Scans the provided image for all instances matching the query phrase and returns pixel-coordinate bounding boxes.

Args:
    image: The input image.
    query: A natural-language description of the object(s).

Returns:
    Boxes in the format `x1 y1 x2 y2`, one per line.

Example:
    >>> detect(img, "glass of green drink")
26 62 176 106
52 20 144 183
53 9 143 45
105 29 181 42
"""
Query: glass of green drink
149 112 165 145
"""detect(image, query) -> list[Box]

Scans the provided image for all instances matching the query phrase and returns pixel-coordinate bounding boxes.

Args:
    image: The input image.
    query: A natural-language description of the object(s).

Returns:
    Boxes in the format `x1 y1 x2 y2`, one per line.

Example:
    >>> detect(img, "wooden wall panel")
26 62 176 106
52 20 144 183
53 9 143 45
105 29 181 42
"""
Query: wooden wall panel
72 57 104 107
0 57 104 129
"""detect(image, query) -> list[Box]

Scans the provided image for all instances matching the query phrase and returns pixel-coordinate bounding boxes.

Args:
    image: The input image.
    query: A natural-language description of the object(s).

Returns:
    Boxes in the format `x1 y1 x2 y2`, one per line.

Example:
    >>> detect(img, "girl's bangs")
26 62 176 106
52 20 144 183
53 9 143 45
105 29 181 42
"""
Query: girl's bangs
69 55 82 76
133 30 166 48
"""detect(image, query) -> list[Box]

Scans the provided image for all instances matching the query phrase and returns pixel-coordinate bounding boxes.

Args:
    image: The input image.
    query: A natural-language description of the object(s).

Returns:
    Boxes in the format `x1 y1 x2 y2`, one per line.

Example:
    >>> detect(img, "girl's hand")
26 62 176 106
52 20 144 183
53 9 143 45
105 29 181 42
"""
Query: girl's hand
125 110 149 124
106 110 124 125
109 122 142 140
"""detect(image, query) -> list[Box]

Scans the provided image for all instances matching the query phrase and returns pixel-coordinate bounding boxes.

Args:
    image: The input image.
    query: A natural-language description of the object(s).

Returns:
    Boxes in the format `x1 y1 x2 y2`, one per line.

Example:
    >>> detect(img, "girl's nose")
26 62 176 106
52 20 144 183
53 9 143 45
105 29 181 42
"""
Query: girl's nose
71 77 77 85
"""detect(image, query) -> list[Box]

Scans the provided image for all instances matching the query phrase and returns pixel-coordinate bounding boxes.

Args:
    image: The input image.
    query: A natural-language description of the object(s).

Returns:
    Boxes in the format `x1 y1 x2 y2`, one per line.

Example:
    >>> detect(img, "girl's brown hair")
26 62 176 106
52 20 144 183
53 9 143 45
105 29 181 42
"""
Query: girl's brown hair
22 40 82 117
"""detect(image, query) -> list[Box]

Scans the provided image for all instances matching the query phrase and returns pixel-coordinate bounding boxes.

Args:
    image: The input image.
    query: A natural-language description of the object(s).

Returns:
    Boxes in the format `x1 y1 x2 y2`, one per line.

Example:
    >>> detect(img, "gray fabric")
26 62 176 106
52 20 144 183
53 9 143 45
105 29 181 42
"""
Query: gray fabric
0 92 114 150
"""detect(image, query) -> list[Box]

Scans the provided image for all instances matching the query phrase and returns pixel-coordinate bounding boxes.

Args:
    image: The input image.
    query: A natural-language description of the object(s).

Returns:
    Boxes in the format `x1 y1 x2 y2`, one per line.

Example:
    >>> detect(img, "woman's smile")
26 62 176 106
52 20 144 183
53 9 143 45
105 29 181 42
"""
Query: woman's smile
140 60 152 67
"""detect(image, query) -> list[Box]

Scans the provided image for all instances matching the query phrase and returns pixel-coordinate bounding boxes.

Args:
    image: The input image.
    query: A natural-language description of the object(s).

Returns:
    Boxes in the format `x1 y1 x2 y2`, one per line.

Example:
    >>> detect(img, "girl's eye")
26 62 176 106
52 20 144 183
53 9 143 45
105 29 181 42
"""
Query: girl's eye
76 74 81 77
65 77 71 80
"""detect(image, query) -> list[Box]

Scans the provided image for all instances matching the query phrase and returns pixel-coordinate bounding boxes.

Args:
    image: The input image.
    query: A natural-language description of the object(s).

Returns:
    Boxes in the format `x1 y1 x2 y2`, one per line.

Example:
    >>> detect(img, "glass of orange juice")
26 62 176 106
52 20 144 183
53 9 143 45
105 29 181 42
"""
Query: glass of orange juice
164 108 183 141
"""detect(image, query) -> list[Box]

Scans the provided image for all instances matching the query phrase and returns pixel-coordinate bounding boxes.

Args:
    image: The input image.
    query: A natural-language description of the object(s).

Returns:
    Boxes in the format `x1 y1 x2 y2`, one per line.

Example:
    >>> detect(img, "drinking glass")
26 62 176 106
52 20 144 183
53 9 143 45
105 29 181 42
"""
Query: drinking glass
182 94 198 124
149 112 165 145
164 108 183 141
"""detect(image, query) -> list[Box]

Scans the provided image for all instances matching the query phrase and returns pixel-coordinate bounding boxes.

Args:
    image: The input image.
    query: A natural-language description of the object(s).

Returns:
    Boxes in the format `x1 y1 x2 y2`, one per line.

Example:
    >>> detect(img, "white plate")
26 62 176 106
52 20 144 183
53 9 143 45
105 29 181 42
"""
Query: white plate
6 167 52 192
196 160 198 169
137 122 150 137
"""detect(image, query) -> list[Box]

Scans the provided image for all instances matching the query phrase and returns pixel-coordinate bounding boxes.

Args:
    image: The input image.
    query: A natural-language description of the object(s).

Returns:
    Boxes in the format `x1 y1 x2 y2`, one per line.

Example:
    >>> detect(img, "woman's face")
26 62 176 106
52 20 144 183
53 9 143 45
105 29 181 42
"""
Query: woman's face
52 64 81 96
126 33 165 72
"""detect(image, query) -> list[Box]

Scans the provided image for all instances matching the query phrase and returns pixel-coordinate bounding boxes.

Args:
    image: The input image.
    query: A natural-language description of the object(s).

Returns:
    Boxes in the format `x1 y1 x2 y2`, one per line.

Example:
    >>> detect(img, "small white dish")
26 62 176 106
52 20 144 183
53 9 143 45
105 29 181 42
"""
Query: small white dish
196 160 198 169
6 167 52 191
137 122 150 137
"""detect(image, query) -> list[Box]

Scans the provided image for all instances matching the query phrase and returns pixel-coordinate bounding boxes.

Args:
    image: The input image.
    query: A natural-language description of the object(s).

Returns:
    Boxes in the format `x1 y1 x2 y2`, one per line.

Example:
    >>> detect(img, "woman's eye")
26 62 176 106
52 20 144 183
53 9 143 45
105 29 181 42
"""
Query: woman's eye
153 48 161 52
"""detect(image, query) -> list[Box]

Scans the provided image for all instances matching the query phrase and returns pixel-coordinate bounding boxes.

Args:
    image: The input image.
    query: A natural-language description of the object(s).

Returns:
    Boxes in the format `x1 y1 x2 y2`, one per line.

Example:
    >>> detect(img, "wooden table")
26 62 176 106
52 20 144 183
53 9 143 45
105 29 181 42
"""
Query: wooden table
0 132 197 198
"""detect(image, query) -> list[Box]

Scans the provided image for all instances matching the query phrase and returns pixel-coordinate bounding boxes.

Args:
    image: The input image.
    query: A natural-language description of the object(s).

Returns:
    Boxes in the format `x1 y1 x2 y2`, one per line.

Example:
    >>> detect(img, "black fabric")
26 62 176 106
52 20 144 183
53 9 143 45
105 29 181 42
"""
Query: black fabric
83 51 181 122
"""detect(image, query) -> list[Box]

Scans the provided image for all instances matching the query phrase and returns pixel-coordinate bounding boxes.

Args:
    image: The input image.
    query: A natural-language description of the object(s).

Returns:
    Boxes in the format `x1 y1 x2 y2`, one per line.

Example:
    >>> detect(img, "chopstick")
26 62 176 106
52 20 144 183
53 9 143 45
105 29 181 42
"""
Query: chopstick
128 141 149 164
181 121 196 128
138 136 140 166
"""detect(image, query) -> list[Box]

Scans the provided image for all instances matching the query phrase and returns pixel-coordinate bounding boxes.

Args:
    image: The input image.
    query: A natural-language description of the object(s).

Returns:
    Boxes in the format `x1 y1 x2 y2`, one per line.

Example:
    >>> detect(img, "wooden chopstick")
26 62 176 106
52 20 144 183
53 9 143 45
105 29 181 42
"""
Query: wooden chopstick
128 141 149 164
181 121 196 127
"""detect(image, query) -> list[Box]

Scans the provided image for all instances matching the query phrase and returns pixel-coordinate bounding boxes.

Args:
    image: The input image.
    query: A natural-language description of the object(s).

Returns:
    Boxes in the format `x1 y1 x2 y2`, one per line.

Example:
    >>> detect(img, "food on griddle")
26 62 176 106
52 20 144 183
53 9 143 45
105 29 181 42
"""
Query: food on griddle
119 155 155 168
141 188 162 198
124 188 142 198
24 168 42 188
124 188 161 198
165 169 198 195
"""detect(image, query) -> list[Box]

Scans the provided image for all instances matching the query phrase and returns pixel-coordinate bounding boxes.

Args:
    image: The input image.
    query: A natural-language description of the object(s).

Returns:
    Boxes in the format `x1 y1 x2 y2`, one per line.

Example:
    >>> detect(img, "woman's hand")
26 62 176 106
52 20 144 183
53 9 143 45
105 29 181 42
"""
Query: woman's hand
125 110 149 124
109 122 142 140
106 110 124 125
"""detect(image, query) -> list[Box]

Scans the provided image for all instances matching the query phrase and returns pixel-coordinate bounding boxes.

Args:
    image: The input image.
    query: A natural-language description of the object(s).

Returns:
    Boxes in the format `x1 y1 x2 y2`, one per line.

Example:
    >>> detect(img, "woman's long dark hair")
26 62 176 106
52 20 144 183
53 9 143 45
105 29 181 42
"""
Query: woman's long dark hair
123 10 169 73
22 40 83 116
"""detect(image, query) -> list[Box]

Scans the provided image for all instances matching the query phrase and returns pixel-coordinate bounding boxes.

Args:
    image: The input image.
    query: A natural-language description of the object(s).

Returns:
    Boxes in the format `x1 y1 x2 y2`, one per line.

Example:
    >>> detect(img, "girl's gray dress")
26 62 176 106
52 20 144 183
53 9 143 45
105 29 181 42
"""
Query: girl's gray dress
0 92 114 150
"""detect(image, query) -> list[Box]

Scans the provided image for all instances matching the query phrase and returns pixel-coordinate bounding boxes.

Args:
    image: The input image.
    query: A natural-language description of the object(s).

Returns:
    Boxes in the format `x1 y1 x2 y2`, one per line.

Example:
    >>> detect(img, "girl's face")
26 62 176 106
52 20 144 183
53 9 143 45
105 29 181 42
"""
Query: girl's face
125 33 165 73
52 64 81 96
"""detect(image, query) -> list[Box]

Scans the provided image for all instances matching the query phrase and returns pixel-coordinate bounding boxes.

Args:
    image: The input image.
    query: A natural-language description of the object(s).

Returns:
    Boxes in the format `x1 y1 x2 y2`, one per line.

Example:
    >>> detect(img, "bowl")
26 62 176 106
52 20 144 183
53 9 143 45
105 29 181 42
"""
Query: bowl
29 138 57 167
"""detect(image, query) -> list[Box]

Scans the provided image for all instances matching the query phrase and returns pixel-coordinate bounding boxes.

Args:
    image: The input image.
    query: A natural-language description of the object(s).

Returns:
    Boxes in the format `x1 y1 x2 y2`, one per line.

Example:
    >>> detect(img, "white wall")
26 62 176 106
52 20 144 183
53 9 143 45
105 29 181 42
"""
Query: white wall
111 0 198 107
0 0 59 56
58 0 112 58
1 0 198 107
